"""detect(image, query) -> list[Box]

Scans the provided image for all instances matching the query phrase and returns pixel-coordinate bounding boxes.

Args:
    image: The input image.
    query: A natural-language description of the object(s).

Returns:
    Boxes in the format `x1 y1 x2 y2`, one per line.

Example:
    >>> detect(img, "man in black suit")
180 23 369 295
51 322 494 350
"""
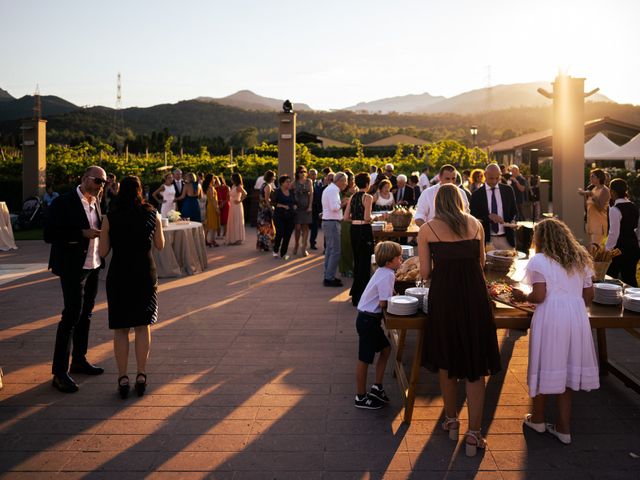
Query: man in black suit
44 166 107 393
395 174 415 207
309 168 323 250
173 168 184 210
470 163 518 250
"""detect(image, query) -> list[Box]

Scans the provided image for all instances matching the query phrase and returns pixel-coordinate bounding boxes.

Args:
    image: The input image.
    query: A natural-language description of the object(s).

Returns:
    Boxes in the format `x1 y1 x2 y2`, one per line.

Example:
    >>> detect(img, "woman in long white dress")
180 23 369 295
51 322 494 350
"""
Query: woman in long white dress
226 173 248 245
152 173 176 218
513 218 598 445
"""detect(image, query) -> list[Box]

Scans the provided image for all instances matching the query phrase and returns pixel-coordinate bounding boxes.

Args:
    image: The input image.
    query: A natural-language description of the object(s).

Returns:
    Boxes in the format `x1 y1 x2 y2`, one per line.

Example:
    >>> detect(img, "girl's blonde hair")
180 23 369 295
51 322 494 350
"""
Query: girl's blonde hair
434 184 467 238
374 241 402 267
533 218 593 274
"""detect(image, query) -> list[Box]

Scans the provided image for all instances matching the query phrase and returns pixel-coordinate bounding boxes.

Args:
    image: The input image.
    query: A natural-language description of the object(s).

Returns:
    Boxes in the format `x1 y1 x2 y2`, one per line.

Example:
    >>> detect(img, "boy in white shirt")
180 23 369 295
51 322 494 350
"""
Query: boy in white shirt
354 241 403 409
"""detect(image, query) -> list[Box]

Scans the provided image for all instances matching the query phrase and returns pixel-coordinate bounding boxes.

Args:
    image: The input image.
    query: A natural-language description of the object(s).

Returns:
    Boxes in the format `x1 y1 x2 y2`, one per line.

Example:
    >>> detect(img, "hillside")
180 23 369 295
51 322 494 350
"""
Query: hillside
415 82 613 115
343 92 445 114
0 95 78 121
195 90 313 112
0 88 14 101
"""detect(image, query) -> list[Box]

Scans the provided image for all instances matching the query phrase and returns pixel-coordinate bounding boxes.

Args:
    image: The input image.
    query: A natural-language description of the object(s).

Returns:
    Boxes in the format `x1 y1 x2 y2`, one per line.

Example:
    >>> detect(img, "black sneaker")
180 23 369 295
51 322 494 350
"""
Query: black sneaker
323 278 343 287
369 384 390 403
354 394 383 410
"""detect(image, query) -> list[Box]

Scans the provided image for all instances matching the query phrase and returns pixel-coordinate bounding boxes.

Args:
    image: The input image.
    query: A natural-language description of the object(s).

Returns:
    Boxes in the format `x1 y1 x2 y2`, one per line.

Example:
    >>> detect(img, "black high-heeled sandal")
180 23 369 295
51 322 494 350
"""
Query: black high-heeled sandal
135 373 147 397
118 375 130 399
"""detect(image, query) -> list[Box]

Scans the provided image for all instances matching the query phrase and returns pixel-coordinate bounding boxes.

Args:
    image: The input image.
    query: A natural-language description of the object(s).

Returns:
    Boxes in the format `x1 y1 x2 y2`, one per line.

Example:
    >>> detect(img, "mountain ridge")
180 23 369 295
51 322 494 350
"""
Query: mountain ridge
195 89 313 112
0 82 618 121
344 82 614 114
0 88 14 101
343 92 446 114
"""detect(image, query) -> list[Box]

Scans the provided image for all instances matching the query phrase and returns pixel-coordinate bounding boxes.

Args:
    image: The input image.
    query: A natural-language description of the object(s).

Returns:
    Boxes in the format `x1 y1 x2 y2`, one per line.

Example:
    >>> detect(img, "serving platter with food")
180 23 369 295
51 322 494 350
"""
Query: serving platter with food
487 281 536 313
486 250 526 260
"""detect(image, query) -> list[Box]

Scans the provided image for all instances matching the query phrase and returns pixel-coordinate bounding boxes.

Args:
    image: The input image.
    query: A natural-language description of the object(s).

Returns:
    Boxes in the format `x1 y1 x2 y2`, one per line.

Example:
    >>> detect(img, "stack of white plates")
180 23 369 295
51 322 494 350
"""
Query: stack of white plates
372 221 386 231
593 283 623 305
405 287 428 308
401 245 415 259
622 293 640 312
422 296 429 314
625 287 640 295
387 295 419 315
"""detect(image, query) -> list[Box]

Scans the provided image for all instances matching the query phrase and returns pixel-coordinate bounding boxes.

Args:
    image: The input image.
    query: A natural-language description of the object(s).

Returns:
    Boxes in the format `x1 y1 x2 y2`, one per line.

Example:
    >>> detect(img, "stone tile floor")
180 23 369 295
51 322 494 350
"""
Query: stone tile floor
1 233 639 479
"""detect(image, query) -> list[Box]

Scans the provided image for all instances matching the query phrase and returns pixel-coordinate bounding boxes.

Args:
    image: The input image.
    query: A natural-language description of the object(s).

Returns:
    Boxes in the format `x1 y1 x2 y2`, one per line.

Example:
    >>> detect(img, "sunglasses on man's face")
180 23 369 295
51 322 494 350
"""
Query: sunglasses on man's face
88 176 107 186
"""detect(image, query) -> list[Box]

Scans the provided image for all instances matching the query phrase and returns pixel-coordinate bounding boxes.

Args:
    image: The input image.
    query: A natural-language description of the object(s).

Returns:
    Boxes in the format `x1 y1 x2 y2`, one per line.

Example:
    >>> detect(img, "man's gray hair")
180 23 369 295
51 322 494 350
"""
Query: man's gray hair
173 168 182 174
485 163 501 174
397 174 407 183
309 169 317 175
334 172 347 184
385 163 394 171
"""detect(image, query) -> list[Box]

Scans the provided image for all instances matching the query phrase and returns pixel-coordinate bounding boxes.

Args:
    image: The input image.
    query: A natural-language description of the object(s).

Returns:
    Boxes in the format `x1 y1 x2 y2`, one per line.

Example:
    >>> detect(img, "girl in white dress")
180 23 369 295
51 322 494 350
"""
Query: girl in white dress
152 173 176 218
513 218 599 445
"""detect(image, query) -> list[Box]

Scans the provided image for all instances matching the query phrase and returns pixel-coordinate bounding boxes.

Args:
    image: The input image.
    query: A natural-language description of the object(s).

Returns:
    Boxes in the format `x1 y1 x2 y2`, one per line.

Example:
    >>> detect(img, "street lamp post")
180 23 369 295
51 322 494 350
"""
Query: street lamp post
470 126 478 148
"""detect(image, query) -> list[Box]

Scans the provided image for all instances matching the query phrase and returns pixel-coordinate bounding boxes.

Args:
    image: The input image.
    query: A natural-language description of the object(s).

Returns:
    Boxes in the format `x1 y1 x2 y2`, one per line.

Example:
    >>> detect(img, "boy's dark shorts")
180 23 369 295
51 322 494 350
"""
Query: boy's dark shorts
356 311 390 364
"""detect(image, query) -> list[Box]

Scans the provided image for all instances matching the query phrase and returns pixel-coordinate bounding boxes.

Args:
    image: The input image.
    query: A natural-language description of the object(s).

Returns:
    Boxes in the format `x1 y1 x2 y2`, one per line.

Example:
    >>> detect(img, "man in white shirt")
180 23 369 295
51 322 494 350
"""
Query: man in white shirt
415 165 469 227
254 173 266 191
322 172 348 286
369 165 378 185
44 166 107 393
418 167 430 191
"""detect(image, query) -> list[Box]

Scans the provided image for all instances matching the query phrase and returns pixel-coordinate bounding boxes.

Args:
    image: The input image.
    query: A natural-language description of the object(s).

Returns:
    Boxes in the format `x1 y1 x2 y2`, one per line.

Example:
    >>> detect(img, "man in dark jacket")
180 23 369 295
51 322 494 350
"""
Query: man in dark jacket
310 168 326 250
44 166 107 393
470 163 519 250
395 174 415 207
605 179 640 286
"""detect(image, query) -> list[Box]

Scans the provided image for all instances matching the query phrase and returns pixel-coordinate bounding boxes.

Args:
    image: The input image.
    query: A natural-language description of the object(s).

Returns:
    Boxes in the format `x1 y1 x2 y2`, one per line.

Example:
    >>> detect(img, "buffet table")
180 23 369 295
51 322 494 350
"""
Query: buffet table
385 264 640 425
153 221 207 278
0 202 17 251
373 225 419 241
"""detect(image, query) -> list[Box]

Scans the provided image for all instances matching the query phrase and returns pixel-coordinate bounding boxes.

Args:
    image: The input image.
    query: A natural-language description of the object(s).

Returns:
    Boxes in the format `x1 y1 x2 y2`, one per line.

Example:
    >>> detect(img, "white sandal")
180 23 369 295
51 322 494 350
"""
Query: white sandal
546 423 571 445
523 413 546 433
464 430 487 457
441 416 460 440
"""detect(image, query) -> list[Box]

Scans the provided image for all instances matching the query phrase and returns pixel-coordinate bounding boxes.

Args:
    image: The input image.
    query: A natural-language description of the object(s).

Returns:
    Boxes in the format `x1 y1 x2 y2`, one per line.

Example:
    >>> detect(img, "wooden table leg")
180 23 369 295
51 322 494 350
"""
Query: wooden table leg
596 328 609 376
403 329 425 424
397 330 407 363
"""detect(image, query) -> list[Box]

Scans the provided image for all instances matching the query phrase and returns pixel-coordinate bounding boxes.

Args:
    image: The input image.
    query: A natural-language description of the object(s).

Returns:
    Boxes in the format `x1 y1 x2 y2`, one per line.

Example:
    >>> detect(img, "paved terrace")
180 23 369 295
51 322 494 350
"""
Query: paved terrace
1 233 639 479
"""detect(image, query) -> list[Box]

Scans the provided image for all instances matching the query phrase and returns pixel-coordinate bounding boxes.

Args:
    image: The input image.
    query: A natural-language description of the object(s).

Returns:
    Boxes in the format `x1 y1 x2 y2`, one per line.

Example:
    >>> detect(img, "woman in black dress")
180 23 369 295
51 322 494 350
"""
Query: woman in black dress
417 184 501 456
99 176 165 399
343 172 374 306
272 175 296 259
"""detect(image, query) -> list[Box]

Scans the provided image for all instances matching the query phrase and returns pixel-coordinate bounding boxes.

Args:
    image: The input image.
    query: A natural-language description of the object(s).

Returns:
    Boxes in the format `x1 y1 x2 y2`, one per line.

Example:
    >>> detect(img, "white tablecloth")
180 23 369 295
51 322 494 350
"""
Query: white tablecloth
153 221 207 278
0 202 17 251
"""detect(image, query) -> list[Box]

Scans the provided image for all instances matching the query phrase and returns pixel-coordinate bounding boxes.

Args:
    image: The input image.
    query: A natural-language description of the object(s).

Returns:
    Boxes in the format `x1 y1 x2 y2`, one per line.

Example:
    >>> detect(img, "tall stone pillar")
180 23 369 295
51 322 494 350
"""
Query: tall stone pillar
277 112 296 177
546 75 587 243
21 119 47 201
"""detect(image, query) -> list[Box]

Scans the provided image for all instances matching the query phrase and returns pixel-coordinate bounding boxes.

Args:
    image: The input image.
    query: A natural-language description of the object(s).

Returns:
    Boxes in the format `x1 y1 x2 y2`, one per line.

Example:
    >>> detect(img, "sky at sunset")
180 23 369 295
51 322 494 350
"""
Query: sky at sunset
1 0 638 110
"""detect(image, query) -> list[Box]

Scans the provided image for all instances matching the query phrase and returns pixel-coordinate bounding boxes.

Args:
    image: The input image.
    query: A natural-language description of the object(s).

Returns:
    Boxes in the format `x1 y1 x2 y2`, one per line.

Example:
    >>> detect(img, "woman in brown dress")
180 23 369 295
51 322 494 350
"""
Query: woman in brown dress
418 184 501 457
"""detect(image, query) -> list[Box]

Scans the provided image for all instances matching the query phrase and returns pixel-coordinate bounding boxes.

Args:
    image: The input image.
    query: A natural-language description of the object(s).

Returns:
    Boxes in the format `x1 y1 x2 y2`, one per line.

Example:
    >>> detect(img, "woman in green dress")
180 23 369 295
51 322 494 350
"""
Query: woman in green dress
339 170 357 277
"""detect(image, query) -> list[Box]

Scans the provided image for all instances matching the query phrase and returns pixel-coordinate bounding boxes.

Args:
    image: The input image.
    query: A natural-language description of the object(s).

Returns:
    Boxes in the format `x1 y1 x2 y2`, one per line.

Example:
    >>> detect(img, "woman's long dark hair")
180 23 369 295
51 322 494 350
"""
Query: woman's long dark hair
111 176 152 212
231 172 243 187
203 173 214 193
